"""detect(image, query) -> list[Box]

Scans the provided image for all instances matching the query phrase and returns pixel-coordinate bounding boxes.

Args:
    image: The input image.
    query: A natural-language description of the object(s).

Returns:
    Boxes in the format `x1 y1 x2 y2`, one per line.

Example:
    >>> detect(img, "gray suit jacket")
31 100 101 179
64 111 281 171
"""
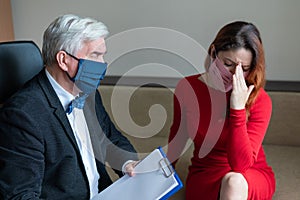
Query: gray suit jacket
0 69 137 200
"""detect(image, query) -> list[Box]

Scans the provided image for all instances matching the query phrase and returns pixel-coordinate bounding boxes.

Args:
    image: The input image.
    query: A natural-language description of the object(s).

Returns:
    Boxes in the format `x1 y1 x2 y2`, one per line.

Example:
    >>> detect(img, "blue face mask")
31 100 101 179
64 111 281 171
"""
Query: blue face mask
65 51 107 95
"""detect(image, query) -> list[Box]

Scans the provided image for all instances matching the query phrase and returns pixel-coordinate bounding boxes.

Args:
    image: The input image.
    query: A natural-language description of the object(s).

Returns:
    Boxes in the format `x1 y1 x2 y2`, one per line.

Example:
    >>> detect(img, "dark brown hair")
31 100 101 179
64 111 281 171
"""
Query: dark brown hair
206 21 266 113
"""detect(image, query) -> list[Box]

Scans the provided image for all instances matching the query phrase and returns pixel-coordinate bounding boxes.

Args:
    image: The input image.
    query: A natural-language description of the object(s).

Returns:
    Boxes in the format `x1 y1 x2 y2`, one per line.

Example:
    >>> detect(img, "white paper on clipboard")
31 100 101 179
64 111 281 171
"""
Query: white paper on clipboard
92 147 182 200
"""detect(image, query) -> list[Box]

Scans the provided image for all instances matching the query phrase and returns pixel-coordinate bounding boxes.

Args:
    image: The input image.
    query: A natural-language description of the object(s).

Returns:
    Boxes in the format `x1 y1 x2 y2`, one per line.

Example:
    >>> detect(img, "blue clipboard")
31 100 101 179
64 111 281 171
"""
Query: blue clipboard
157 146 183 200
93 147 183 200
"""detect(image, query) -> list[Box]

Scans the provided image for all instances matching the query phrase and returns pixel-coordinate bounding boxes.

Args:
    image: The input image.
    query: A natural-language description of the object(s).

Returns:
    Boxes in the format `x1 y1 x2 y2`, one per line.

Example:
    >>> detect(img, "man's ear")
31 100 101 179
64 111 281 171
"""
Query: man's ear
56 51 68 71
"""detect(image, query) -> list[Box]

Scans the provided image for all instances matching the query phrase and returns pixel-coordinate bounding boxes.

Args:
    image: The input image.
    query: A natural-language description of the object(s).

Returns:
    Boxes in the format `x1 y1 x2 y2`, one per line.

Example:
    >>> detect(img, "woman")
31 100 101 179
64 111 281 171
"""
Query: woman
167 21 275 199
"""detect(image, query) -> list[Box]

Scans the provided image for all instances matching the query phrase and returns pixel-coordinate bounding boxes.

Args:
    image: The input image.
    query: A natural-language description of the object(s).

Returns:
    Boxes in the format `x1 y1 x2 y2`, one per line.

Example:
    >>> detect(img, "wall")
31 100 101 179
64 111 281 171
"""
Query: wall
0 0 14 42
10 0 300 81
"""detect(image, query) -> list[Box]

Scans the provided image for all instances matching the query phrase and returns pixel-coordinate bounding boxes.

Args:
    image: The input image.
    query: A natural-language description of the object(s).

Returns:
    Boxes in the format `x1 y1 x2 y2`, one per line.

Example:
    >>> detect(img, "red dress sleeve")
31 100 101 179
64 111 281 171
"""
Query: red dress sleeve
167 78 191 166
227 88 272 172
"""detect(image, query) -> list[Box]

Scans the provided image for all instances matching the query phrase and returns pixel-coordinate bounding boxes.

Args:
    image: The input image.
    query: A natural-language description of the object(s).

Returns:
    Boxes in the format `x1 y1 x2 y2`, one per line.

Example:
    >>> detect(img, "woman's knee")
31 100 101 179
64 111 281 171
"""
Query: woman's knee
221 172 248 188
220 172 248 200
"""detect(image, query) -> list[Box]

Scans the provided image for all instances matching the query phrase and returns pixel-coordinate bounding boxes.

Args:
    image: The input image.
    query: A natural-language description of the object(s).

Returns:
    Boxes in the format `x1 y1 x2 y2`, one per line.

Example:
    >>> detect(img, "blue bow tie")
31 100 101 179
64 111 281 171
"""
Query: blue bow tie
66 94 89 114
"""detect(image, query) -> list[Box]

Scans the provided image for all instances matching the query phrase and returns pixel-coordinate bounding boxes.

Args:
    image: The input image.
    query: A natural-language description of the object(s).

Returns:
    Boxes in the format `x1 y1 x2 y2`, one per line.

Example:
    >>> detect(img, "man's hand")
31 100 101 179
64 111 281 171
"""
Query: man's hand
124 161 139 176
230 63 254 110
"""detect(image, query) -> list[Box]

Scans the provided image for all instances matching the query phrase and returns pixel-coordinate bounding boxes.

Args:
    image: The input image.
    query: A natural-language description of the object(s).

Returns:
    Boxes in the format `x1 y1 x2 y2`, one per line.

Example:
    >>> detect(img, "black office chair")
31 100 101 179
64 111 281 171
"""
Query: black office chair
0 41 43 104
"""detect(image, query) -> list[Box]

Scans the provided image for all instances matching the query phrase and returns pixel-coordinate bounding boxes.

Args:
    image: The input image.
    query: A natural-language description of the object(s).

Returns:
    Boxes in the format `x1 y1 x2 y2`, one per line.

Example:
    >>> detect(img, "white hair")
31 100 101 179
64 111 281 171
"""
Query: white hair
42 14 109 66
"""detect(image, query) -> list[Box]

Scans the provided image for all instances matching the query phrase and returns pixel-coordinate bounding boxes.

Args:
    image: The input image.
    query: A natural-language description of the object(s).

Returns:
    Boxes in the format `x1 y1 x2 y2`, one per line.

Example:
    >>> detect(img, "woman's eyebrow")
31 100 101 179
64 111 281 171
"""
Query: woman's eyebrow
224 57 250 67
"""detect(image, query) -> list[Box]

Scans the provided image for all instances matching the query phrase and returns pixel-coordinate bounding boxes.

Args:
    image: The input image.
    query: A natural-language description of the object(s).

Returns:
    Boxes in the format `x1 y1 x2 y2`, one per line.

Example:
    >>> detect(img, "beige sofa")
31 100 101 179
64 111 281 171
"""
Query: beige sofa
99 82 300 200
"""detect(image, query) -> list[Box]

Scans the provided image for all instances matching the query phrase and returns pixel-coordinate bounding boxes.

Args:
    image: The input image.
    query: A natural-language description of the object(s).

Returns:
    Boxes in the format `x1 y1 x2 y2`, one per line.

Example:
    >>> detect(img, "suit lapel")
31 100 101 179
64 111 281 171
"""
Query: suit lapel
37 70 80 153
83 92 106 163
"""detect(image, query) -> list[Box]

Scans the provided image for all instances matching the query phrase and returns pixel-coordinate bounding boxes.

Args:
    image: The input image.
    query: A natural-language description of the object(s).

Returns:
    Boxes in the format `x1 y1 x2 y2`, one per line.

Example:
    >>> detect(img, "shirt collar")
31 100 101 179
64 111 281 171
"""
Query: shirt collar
45 69 75 111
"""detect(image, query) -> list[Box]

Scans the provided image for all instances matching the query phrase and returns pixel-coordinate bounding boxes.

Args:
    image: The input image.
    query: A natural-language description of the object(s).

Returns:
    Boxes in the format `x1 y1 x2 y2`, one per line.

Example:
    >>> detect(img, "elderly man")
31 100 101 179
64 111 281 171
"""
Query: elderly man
0 14 138 199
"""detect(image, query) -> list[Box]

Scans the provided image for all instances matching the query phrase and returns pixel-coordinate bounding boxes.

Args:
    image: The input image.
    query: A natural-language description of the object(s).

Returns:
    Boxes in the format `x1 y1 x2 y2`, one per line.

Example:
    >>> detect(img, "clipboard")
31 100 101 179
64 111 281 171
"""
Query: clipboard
92 147 183 200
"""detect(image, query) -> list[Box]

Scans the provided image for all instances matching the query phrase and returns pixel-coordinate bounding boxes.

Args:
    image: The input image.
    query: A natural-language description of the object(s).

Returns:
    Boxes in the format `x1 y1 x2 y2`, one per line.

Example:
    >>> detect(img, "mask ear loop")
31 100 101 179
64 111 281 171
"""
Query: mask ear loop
64 51 80 82
210 45 218 60
204 44 219 74
208 45 219 71
65 51 80 61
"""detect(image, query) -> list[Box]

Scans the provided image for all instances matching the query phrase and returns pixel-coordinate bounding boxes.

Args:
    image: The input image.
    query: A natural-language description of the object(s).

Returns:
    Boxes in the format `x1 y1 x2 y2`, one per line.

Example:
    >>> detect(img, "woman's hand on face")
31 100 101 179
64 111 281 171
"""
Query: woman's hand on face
230 63 254 110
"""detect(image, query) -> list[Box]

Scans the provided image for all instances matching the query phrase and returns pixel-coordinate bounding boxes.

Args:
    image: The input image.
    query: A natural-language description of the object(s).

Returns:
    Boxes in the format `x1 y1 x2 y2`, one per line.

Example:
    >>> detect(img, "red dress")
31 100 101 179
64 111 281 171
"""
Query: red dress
167 74 275 200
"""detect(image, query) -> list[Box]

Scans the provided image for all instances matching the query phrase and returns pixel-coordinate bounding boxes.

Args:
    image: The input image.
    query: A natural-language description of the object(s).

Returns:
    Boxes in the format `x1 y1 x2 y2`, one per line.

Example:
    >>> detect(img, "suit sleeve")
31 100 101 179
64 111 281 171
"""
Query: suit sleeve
227 89 272 172
0 107 44 199
95 90 138 174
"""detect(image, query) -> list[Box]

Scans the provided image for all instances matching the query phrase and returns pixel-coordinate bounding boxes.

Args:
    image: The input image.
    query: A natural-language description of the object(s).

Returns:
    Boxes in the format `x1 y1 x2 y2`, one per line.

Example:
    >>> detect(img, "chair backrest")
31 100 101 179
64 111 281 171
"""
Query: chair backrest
0 41 43 104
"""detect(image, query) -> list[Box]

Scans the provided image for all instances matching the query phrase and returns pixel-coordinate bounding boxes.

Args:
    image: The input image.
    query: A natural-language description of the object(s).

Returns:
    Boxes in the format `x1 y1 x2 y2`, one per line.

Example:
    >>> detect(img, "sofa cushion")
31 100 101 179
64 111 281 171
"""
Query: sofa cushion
99 85 174 140
264 144 300 200
264 92 300 146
